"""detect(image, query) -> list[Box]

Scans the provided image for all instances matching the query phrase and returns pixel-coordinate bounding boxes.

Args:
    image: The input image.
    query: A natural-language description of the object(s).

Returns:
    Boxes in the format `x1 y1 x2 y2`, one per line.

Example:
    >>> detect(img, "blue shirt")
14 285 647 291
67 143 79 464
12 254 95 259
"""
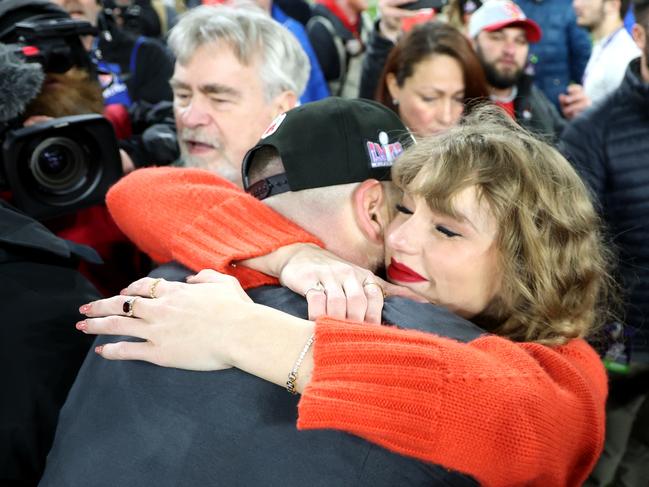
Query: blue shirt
272 4 330 103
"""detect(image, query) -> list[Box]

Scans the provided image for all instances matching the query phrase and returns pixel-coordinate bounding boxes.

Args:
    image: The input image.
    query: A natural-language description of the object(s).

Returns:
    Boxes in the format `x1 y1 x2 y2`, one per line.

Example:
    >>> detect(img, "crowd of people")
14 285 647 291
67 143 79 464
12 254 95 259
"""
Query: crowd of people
1 0 648 485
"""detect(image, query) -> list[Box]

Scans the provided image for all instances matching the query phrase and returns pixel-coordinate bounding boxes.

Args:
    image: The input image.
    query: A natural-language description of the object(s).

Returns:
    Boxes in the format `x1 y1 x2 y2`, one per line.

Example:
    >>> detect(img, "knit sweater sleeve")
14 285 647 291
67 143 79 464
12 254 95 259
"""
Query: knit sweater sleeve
299 318 607 487
106 167 323 288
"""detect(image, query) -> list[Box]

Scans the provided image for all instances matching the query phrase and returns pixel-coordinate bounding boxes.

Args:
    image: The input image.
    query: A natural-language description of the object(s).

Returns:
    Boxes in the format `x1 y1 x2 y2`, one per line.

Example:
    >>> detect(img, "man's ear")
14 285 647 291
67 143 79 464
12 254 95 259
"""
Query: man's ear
352 179 389 244
270 90 298 118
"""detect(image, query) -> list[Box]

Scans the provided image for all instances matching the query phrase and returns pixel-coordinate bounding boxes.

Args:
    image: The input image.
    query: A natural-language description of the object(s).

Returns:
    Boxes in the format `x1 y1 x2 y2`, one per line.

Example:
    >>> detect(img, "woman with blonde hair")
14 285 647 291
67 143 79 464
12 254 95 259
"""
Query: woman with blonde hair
84 105 612 486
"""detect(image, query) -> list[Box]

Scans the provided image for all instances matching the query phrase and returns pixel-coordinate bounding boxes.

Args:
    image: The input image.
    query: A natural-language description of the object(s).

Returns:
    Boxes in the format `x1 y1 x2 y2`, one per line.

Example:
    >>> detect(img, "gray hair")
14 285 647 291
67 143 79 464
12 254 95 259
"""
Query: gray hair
167 5 310 101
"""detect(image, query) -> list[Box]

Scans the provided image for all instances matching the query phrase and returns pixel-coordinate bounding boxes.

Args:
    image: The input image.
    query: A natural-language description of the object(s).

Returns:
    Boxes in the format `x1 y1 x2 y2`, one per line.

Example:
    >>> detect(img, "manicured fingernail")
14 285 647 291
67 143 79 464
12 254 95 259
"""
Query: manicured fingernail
79 304 90 314
95 345 103 354
120 288 128 295
75 320 87 331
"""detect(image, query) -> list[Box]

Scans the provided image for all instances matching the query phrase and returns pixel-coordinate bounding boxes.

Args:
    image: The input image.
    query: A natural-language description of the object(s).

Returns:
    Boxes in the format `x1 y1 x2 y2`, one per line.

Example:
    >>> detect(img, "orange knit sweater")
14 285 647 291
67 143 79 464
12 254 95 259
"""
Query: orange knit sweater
107 167 608 487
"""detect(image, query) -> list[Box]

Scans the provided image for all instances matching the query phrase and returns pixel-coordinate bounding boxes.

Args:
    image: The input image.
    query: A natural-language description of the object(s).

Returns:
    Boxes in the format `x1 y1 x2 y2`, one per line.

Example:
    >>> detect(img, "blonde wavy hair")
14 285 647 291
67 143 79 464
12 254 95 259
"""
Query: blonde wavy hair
392 105 615 345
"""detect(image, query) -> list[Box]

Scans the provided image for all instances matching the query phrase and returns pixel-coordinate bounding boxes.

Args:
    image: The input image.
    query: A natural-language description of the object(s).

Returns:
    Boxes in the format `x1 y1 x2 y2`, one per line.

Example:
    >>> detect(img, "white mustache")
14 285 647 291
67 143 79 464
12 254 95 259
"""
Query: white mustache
180 128 222 150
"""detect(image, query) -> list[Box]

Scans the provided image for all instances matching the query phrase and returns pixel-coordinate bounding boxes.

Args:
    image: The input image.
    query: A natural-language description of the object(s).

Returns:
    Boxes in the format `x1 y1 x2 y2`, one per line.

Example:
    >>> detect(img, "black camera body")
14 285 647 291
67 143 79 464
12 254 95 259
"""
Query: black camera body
12 18 97 73
1 115 122 221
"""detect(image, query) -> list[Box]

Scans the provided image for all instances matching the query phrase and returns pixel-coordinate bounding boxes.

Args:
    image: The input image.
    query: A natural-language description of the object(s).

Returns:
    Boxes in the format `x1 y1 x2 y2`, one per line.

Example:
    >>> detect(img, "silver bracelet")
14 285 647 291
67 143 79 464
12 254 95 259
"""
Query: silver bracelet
286 333 316 395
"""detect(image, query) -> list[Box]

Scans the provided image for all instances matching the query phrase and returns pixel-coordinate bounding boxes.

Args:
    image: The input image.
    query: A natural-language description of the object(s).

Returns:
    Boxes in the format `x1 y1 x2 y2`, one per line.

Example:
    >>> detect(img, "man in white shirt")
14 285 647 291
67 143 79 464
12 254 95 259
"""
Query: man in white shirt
559 0 640 118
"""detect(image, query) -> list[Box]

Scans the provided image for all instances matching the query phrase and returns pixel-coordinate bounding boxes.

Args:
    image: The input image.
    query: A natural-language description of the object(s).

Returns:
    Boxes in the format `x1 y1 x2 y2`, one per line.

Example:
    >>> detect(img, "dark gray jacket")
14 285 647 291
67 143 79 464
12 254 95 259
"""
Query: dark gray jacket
41 265 482 486
0 201 99 486
513 74 566 142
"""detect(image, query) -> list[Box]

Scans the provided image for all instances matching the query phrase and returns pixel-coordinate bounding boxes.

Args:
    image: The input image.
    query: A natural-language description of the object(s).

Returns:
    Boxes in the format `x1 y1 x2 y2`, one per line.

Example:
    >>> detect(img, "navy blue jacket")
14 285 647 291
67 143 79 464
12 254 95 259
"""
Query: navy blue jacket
518 0 591 110
273 4 330 103
560 58 649 364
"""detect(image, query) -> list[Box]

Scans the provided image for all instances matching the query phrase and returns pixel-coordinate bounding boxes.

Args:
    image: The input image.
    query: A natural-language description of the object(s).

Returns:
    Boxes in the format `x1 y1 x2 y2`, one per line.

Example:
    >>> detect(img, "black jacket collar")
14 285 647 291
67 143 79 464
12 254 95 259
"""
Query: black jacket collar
0 200 101 263
619 58 649 111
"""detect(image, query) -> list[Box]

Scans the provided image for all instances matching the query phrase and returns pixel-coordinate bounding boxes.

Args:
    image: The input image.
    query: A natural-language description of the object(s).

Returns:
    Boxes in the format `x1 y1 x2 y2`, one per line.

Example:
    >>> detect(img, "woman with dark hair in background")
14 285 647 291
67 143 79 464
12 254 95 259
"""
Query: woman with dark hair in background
373 21 489 135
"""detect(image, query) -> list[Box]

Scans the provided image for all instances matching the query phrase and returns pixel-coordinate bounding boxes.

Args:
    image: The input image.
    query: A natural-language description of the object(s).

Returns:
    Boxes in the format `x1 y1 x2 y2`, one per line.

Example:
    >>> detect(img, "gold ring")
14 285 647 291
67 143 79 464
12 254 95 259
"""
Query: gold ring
123 296 137 317
362 280 386 298
304 281 325 297
149 278 162 299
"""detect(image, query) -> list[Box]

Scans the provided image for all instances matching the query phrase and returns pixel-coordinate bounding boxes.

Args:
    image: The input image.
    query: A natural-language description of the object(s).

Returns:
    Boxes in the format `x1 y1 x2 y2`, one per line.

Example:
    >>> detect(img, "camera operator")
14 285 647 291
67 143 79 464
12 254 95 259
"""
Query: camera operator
0 0 164 296
47 0 179 171
50 0 175 107
103 0 179 39
0 7 157 480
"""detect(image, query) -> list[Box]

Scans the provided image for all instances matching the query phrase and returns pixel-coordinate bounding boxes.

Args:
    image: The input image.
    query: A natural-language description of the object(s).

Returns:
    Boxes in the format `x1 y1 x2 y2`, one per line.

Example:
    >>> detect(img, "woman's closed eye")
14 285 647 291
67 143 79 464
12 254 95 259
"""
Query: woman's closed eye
395 203 414 215
436 225 462 238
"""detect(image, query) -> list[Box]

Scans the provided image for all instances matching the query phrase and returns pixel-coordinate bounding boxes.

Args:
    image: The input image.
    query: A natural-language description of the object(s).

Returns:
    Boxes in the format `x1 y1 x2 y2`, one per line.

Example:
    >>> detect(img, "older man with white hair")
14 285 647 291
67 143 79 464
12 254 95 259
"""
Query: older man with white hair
169 5 309 184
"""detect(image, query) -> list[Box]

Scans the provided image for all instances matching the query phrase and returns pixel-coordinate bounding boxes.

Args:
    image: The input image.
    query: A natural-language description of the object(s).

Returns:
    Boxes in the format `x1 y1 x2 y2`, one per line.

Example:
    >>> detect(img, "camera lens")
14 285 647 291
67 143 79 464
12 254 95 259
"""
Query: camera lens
29 137 88 194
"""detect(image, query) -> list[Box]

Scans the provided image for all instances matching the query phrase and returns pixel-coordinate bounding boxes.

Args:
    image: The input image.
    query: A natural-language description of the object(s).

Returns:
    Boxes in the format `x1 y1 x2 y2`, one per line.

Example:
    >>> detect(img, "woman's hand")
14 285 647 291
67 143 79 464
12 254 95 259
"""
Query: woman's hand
222 244 424 324
77 273 255 370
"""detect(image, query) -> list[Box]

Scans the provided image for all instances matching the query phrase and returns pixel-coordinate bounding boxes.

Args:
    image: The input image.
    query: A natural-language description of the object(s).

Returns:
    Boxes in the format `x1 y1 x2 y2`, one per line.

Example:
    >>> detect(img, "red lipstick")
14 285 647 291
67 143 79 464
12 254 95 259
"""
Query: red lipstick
387 259 427 283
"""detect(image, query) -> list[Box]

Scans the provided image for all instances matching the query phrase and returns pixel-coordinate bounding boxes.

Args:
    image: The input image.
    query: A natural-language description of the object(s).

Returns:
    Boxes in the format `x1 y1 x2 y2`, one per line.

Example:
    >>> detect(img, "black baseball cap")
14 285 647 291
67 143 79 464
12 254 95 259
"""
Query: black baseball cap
242 97 414 200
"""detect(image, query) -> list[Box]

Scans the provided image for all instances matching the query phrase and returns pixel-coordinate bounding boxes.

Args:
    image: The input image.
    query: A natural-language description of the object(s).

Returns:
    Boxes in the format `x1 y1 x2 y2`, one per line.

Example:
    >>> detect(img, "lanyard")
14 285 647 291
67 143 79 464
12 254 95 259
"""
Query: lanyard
582 27 625 85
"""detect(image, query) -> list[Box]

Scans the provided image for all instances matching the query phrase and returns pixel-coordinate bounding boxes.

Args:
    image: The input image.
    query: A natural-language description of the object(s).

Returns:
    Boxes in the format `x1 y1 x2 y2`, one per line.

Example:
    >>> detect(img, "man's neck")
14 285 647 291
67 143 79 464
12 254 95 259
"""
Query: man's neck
592 16 623 42
489 86 515 101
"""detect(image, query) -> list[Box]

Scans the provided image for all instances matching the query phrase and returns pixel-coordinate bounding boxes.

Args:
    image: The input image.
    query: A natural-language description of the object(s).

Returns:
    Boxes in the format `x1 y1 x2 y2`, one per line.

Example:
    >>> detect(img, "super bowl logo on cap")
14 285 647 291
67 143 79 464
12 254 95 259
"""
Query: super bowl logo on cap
366 131 404 168
261 113 287 139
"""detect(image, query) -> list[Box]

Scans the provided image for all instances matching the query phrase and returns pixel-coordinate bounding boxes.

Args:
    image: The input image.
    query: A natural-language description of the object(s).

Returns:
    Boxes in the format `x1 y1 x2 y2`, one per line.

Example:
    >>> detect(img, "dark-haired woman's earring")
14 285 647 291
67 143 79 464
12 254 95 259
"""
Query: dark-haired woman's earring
392 98 399 106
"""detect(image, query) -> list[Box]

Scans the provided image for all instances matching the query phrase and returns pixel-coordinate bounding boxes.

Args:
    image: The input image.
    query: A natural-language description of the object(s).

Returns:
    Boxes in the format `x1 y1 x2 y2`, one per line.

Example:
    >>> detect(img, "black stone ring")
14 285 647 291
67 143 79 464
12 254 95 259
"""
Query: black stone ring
123 296 137 317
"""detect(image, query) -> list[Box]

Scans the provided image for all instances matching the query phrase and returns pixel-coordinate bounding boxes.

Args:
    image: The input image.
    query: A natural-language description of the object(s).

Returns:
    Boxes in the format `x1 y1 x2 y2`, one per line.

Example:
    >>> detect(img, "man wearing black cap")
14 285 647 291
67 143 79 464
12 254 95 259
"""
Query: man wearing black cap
41 98 480 486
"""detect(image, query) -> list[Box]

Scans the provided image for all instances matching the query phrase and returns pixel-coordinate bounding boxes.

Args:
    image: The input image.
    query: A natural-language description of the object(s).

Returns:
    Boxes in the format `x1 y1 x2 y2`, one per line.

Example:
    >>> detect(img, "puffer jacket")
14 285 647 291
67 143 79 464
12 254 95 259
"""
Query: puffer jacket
560 58 649 364
518 0 592 110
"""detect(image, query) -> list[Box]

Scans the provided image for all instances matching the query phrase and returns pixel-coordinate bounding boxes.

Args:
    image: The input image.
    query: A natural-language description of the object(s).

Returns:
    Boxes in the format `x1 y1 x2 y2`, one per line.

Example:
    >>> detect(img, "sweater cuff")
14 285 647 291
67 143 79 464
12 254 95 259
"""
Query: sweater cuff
296 318 446 457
